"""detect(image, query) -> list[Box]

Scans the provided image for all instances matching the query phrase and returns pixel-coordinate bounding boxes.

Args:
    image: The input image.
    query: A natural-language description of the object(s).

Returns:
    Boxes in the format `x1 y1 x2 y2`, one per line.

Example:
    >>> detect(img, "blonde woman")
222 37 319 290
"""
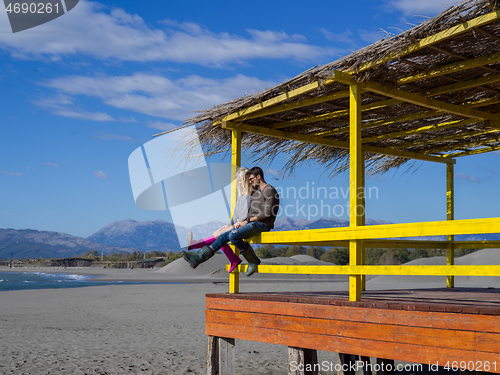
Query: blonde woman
182 167 253 273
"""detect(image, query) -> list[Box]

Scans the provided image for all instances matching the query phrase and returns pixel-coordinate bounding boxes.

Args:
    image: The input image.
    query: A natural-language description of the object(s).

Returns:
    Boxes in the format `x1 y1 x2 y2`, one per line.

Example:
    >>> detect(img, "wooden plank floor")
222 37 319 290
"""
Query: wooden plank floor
206 288 500 372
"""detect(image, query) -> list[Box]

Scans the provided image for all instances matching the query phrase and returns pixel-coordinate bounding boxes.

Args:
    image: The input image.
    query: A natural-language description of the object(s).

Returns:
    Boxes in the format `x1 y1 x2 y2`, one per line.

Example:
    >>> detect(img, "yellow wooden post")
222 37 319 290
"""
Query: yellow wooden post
349 84 364 301
229 128 241 294
361 157 366 291
447 163 455 288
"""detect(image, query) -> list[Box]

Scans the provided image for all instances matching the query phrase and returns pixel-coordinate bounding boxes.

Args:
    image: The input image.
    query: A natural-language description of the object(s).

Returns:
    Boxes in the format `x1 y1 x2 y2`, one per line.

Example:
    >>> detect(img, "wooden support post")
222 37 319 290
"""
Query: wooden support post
207 336 219 375
349 84 364 301
359 356 372 375
447 163 455 288
288 347 318 375
337 353 357 375
376 358 395 375
229 128 241 294
219 337 235 375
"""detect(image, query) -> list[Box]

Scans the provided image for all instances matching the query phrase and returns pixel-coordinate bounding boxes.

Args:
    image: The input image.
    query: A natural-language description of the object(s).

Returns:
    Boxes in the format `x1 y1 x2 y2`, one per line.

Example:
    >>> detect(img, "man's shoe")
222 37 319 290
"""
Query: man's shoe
241 244 261 277
181 246 215 269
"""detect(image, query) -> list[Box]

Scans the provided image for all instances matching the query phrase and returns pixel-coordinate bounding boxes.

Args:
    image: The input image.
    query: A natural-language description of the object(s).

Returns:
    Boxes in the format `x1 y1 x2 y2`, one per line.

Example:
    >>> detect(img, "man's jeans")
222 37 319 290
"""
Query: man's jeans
210 222 270 253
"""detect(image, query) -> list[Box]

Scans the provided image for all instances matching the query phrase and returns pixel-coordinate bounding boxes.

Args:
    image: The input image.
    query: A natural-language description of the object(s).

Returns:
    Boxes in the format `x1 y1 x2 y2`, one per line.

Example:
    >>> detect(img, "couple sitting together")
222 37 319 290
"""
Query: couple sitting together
182 166 280 277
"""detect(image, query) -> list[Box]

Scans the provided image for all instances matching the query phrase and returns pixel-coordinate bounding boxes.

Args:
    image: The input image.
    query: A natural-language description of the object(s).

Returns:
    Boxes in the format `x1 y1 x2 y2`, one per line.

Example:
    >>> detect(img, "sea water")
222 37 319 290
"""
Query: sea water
0 271 145 292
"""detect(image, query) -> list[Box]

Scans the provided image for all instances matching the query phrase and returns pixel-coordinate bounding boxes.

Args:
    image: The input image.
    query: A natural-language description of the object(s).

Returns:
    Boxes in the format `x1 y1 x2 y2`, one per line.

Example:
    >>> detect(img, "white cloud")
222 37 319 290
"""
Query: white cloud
33 94 115 121
147 121 177 131
0 1 335 65
386 0 452 16
92 170 111 180
40 72 277 121
0 170 24 176
94 132 135 142
43 162 59 167
455 172 480 183
320 29 356 46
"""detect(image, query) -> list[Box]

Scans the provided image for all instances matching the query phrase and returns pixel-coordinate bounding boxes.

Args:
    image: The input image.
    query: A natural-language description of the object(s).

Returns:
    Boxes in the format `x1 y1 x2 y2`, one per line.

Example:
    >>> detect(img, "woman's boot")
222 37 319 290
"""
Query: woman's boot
221 244 242 273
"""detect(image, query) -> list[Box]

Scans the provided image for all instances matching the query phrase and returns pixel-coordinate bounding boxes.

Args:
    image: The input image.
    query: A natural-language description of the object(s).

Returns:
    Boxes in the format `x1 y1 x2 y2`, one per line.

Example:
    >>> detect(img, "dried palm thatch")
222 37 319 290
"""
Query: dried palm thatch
180 0 500 176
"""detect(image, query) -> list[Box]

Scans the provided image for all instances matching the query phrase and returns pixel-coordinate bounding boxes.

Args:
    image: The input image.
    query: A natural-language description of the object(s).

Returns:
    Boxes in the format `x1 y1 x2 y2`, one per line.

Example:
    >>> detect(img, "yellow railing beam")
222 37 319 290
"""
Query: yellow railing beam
254 239 500 249
254 216 500 243
350 9 500 74
454 241 500 249
398 51 500 85
228 264 500 277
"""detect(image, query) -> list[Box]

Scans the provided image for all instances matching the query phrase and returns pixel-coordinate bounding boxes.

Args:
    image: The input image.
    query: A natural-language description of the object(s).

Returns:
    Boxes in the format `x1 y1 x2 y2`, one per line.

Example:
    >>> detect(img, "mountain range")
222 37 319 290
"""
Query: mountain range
2 217 500 259
0 228 140 259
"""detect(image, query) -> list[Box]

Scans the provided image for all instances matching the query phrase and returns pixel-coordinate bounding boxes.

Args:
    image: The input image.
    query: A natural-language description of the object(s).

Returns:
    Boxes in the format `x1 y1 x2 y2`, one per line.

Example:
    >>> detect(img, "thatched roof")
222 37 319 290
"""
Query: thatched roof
182 0 500 176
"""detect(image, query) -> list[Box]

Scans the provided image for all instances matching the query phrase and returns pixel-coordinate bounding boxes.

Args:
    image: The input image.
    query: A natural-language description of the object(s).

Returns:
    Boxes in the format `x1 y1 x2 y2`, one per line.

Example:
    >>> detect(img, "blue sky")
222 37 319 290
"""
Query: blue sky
1 0 499 238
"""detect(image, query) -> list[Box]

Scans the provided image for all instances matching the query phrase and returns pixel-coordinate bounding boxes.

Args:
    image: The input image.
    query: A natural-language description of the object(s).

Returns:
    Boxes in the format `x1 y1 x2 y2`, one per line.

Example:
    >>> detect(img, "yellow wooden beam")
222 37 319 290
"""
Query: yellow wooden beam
329 96 499 142
351 9 500 74
349 83 363 301
398 51 500 85
333 70 500 123
362 119 472 144
363 144 455 164
424 73 500 97
454 240 500 249
313 107 432 138
217 77 337 124
250 239 450 249
222 121 455 164
229 264 500 277
443 143 500 158
427 131 500 153
254 216 500 243
271 99 400 130
241 90 350 122
229 129 241 294
249 237 500 249
397 128 500 149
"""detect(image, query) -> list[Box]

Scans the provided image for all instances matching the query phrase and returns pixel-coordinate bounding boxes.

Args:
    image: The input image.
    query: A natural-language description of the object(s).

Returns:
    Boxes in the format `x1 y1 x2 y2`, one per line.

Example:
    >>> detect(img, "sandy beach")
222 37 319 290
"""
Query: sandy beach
2 250 500 374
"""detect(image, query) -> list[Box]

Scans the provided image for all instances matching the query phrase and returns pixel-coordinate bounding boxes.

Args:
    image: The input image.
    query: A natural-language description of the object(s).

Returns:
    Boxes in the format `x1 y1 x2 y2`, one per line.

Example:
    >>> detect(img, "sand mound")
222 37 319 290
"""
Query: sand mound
157 254 229 276
157 253 345 282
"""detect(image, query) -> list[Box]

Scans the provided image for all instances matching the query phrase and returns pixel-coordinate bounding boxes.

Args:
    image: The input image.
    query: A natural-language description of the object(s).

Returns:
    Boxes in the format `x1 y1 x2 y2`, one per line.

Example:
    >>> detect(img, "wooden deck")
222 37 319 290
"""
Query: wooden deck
206 288 500 373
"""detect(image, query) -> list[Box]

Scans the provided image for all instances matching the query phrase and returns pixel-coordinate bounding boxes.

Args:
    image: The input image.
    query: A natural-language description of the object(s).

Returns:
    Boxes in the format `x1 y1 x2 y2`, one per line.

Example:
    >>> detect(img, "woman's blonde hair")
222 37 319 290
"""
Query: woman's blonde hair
235 167 252 196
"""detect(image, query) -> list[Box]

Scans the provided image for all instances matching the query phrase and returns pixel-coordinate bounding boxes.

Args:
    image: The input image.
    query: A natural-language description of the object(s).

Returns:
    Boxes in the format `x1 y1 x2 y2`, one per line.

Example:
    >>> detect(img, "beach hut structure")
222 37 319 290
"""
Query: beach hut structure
166 0 500 373
139 257 166 268
50 257 93 267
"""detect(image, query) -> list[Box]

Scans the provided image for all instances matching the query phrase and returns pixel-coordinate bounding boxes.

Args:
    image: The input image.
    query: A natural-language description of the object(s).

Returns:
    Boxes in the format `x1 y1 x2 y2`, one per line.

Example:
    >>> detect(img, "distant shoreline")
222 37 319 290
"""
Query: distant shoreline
0 264 347 284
